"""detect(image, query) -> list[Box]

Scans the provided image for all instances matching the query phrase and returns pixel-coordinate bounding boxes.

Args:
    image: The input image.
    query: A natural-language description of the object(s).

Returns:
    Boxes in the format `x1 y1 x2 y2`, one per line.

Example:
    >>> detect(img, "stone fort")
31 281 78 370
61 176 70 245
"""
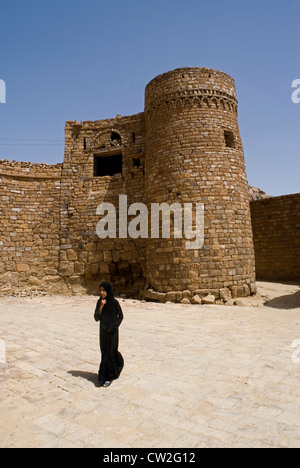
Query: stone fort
0 67 299 302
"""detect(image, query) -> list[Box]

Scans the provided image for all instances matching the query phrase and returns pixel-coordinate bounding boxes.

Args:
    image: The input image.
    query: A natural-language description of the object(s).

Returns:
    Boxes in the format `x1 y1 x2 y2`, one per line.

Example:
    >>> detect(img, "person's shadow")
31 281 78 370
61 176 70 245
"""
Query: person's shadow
68 370 102 387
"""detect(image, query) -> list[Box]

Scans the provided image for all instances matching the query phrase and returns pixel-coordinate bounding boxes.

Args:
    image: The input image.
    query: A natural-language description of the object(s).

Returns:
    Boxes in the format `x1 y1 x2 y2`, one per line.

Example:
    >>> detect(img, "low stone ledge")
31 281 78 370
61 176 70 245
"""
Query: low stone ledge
140 283 255 304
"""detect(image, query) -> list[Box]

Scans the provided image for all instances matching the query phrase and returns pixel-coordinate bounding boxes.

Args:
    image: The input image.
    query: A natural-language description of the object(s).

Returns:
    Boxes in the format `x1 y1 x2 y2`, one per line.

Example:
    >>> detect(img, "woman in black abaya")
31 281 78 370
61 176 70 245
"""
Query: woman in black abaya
94 282 124 387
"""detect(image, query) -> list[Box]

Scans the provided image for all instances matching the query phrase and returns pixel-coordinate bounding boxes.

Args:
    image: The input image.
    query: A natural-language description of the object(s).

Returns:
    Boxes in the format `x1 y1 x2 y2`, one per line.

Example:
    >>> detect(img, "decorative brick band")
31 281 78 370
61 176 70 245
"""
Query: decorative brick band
146 88 238 114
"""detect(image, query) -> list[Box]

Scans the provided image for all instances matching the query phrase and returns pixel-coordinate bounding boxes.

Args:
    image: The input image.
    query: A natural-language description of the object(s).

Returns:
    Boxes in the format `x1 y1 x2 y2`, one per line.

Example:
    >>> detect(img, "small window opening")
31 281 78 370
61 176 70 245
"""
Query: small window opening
132 132 136 143
83 138 86 150
110 132 121 144
94 153 122 177
132 158 141 168
224 130 235 148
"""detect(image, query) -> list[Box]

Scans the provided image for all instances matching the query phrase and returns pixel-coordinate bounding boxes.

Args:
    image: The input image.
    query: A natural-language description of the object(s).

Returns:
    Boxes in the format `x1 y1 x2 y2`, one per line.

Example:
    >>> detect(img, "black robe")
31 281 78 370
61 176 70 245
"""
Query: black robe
94 297 124 382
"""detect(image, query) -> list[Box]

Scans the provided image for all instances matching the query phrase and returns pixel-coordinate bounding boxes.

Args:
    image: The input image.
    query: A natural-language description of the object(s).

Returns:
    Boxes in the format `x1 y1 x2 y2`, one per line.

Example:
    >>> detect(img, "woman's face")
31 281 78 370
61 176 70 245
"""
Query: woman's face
99 286 107 299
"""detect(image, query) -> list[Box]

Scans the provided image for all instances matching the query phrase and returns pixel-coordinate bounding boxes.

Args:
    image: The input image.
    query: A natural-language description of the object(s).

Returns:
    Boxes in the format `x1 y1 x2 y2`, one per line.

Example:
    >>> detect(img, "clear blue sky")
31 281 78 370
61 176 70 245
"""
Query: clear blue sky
0 0 299 196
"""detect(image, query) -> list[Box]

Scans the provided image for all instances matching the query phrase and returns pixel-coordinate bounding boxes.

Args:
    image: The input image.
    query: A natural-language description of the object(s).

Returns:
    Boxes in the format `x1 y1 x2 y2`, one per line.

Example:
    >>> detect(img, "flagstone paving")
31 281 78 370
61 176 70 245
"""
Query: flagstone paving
0 281 299 448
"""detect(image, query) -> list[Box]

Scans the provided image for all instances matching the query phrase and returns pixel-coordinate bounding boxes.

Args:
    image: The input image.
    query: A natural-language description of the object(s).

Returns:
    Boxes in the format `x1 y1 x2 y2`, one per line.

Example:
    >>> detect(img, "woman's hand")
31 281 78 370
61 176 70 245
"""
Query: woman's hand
100 299 106 312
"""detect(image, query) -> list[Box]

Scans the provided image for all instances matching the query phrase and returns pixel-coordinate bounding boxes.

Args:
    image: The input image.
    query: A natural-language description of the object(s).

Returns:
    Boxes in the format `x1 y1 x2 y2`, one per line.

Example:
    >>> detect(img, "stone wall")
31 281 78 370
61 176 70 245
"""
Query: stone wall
0 67 260 300
250 194 300 281
144 68 256 298
0 160 63 292
59 113 147 295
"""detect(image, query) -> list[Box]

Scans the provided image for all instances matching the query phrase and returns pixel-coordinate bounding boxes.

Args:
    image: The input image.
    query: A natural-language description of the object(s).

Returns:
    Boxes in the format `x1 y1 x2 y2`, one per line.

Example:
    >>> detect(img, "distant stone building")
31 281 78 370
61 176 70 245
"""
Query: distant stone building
0 67 259 301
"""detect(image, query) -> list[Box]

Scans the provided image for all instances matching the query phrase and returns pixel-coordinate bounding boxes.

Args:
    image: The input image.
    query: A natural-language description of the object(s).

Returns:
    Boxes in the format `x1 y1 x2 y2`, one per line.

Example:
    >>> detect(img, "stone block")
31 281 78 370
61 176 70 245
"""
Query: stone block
28 276 42 287
166 291 177 302
180 298 191 304
150 291 159 301
183 290 192 299
157 292 167 303
74 262 85 275
59 262 74 276
0 272 19 286
234 298 246 307
131 263 142 278
231 285 245 298
219 288 231 302
202 294 215 305
117 262 131 276
176 292 183 302
66 249 77 261
103 251 112 262
143 289 153 300
16 263 30 272
194 289 220 299
99 263 110 275
191 295 202 304
91 263 99 275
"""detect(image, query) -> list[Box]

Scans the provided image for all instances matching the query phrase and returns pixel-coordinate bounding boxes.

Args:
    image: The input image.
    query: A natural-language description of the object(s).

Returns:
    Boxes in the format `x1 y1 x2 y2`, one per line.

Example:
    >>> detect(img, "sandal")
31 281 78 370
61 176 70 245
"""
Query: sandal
103 381 112 387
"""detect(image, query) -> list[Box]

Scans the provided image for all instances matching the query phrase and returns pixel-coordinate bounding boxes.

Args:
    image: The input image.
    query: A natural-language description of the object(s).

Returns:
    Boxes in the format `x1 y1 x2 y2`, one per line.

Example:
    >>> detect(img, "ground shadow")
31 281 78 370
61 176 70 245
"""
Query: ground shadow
264 290 300 310
68 370 101 387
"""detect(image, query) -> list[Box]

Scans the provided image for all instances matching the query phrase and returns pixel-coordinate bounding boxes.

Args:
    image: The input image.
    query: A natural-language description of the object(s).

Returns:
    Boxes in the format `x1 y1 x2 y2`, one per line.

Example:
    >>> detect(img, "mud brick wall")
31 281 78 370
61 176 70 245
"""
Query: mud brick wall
250 194 300 281
0 160 62 288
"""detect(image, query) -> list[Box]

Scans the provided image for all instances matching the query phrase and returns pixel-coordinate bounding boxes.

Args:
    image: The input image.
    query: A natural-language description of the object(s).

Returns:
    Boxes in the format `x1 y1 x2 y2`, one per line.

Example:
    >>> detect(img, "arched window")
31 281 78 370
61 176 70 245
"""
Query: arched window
110 132 121 145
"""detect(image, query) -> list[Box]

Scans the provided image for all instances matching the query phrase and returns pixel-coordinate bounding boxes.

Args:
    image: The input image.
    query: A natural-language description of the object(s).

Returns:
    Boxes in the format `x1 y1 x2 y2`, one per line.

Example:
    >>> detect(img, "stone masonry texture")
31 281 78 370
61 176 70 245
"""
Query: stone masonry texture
144 68 255 297
0 67 297 300
250 194 300 281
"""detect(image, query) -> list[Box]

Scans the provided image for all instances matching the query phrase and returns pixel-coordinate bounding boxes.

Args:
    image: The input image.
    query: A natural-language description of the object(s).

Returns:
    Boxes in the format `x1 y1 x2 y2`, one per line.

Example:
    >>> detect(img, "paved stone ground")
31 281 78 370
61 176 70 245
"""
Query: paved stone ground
0 281 300 448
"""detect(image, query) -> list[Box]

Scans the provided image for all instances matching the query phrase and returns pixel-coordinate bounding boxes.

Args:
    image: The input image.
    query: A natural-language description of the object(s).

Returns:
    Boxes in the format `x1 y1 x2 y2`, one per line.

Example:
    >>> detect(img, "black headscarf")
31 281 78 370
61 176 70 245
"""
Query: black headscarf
100 281 115 302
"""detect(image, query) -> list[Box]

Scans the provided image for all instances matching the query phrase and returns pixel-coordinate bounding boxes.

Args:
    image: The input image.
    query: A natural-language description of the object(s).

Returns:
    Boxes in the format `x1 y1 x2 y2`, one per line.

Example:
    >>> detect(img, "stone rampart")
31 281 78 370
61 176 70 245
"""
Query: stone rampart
250 193 300 281
0 160 63 291
0 67 263 301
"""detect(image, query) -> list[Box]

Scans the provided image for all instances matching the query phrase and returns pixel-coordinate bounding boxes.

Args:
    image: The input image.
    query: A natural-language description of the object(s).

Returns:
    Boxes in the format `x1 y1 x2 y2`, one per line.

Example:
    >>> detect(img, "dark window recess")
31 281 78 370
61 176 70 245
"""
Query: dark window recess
132 132 136 143
224 130 235 148
83 138 86 150
132 158 141 168
111 132 121 144
94 153 122 177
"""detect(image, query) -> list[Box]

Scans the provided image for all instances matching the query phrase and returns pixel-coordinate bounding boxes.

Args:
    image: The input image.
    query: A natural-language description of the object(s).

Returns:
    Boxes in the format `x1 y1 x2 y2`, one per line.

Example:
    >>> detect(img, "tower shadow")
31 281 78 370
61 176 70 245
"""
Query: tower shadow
264 290 300 310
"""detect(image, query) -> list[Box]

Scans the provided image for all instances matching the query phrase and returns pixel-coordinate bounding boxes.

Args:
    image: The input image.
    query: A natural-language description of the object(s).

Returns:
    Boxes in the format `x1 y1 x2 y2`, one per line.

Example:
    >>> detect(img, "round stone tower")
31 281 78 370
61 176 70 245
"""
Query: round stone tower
144 67 256 299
